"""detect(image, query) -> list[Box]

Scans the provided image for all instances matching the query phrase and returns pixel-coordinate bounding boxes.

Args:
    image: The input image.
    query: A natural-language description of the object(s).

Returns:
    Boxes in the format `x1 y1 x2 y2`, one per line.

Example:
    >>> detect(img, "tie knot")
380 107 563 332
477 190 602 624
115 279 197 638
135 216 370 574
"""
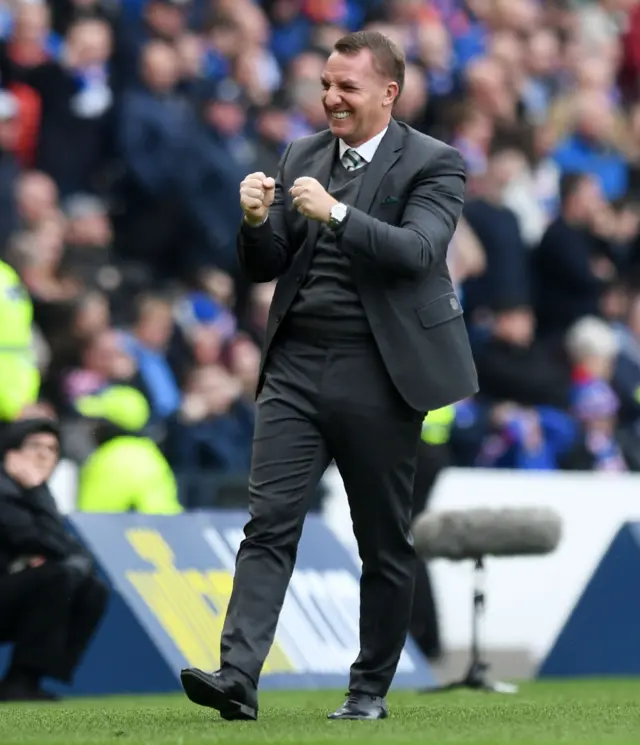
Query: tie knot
342 148 365 171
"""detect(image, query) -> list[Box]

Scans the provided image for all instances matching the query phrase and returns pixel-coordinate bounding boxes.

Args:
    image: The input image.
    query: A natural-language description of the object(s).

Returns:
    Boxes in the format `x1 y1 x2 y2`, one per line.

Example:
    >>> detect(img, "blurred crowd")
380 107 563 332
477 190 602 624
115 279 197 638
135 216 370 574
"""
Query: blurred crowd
1 0 640 512
435 0 640 474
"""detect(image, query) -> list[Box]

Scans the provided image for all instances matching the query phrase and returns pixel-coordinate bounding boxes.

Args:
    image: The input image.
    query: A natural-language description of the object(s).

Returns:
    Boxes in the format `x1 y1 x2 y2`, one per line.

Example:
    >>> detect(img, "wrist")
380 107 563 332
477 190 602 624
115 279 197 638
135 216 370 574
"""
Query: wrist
322 198 339 224
244 212 269 228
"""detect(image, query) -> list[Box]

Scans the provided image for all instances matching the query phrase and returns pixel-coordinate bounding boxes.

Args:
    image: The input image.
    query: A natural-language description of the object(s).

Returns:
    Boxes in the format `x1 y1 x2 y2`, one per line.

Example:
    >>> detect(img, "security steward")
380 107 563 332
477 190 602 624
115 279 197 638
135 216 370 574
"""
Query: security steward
0 260 40 426
76 386 182 514
0 418 108 701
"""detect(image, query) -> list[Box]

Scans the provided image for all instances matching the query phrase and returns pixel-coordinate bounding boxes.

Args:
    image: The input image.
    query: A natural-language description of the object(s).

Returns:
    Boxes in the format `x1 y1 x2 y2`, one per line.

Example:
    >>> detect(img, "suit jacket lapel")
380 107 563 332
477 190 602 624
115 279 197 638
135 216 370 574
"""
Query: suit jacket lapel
304 137 337 257
355 119 404 214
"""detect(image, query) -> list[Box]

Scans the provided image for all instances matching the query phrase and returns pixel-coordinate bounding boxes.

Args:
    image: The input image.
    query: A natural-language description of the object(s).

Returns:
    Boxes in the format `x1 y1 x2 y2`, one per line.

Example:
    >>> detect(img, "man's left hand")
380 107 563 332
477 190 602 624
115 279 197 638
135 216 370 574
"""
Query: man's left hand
290 178 337 222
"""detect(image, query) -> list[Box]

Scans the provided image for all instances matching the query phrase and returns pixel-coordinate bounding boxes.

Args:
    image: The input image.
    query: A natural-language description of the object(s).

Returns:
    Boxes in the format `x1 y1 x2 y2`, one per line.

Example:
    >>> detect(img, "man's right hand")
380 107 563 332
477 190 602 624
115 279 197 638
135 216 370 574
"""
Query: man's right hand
4 451 47 489
240 172 276 226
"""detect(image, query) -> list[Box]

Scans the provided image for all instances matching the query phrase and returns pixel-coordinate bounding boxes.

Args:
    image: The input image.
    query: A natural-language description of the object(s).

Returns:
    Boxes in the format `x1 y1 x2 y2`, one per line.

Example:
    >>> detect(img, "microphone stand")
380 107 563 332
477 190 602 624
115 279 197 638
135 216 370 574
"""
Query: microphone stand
421 557 518 695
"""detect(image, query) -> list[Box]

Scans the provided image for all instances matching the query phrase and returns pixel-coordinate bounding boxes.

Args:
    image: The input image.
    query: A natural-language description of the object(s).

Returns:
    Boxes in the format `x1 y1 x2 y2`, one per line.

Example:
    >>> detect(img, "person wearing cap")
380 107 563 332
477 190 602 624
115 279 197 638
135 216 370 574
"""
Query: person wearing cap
0 418 108 701
76 386 182 514
0 259 40 426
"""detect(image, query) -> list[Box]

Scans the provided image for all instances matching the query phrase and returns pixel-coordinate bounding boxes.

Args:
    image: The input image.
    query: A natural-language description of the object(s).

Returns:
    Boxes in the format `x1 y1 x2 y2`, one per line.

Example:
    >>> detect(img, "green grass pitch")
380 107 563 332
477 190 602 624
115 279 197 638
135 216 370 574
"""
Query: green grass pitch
1 680 639 745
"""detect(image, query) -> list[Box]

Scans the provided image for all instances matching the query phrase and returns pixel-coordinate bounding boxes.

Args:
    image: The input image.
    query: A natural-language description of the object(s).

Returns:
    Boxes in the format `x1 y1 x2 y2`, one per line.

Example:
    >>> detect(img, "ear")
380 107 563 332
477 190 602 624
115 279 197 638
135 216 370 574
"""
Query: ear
383 81 400 109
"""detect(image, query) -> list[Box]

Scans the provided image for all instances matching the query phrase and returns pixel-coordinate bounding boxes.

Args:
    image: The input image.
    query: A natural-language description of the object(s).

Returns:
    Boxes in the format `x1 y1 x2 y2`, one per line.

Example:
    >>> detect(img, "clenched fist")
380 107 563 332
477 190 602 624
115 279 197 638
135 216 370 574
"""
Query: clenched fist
4 450 48 489
240 172 276 226
290 177 337 222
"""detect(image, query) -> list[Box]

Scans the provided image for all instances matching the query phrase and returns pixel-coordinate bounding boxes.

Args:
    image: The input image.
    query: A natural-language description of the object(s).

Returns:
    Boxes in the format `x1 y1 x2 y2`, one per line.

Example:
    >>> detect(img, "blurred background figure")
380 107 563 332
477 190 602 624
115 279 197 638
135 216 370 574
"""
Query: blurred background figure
0 259 40 428
75 385 182 513
0 417 107 701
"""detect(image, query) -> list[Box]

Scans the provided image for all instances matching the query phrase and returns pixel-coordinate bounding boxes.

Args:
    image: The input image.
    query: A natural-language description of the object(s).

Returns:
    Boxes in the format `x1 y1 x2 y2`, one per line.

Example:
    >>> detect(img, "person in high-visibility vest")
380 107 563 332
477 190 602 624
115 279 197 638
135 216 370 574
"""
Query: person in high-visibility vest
421 405 456 446
0 261 40 423
76 386 182 514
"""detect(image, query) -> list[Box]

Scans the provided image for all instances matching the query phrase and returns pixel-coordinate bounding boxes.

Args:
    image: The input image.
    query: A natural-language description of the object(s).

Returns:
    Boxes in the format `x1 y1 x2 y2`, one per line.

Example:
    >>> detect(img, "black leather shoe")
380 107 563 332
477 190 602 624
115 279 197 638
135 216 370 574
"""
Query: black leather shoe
180 668 258 721
328 692 388 720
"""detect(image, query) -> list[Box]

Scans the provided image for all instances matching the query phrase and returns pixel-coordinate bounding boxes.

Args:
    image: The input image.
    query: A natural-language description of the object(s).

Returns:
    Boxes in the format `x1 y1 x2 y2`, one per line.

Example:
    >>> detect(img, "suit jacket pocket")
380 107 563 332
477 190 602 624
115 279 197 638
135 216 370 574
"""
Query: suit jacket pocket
416 292 463 329
376 199 404 225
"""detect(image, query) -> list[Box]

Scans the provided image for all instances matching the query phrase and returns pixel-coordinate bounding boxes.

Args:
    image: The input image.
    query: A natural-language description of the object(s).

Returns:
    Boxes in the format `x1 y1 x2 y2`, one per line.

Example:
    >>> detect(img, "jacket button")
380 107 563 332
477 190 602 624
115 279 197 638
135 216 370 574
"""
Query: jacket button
275 314 282 323
296 275 303 283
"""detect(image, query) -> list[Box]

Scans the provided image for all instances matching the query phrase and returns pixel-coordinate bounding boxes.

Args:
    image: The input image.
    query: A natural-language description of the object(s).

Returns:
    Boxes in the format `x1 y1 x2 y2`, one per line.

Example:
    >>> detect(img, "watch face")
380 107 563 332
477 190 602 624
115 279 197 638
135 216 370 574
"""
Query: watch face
332 204 347 223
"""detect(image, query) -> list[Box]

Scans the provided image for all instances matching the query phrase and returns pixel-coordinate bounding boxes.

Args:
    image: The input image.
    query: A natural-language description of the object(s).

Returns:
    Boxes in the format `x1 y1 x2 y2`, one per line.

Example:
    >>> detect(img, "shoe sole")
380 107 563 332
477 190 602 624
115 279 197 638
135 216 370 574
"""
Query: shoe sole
180 669 257 721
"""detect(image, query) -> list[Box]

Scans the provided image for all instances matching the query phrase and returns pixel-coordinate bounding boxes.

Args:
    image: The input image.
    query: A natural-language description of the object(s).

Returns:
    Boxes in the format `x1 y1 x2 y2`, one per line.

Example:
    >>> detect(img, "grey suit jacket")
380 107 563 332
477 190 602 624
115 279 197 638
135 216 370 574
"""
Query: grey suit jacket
237 118 478 412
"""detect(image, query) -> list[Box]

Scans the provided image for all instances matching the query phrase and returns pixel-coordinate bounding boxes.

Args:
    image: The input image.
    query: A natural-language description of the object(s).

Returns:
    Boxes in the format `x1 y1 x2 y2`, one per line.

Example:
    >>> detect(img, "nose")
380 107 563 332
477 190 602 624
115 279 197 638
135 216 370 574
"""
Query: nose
323 86 342 109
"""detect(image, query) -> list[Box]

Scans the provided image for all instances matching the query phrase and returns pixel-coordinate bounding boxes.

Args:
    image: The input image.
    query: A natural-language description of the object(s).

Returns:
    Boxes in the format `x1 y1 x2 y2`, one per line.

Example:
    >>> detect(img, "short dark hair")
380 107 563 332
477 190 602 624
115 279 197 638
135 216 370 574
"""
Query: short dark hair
334 30 406 96
488 130 525 159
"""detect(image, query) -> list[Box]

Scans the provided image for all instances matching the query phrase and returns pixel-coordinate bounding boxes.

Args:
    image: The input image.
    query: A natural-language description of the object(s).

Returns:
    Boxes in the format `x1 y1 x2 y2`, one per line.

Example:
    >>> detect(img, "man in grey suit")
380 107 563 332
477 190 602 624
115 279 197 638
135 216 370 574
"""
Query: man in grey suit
181 30 478 721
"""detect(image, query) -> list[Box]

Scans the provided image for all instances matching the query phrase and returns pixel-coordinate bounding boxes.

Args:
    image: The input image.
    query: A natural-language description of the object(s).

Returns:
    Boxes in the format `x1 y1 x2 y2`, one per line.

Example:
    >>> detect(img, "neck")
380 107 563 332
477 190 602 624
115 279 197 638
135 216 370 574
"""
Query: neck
482 184 504 205
562 209 585 227
342 119 390 148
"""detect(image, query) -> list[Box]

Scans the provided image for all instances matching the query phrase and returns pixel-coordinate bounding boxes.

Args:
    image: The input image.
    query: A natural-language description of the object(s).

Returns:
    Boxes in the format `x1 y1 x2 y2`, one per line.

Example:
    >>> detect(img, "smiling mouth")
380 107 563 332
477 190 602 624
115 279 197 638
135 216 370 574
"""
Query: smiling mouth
330 111 351 120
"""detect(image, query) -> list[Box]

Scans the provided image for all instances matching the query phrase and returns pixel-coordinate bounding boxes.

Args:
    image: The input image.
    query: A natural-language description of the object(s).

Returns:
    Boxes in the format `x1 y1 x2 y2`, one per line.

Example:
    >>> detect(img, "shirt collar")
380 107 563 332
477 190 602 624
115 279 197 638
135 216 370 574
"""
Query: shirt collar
338 126 388 163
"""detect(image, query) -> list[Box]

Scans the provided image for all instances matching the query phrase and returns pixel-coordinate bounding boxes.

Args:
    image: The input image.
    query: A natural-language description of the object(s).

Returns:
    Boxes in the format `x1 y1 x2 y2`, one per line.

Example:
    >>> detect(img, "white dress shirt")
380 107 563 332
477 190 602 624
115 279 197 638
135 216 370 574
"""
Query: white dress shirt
245 126 389 227
338 126 388 164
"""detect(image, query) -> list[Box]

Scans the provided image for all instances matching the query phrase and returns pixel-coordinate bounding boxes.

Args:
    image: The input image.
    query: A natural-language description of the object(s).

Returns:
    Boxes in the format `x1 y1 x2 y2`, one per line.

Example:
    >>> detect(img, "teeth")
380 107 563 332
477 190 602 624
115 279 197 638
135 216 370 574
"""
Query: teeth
332 112 350 119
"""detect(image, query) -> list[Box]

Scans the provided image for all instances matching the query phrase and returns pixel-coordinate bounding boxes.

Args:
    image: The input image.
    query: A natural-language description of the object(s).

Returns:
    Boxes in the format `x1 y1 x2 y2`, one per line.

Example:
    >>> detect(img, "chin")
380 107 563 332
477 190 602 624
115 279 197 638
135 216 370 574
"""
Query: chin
327 114 353 136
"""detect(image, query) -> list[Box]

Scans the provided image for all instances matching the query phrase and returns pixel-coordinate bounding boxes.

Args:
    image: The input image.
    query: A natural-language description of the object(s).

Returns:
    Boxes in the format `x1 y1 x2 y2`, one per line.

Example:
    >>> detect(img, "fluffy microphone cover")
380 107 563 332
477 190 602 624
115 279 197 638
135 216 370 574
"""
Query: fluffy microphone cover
412 507 562 560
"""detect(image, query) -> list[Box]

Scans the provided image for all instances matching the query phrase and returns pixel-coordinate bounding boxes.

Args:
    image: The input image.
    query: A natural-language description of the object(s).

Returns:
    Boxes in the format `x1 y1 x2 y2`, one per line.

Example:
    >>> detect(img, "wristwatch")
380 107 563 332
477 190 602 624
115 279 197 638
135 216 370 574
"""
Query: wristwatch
328 202 349 231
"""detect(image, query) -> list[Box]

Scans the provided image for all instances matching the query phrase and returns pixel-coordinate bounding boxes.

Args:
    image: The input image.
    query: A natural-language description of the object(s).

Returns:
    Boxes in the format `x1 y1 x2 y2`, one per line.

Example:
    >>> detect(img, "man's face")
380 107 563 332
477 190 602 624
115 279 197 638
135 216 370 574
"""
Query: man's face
137 303 174 350
142 44 179 92
19 432 60 481
87 330 135 378
321 49 397 147
495 309 535 347
146 2 185 40
393 64 427 123
205 100 245 138
14 4 49 43
489 149 526 191
574 177 604 219
67 21 112 67
68 212 112 246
